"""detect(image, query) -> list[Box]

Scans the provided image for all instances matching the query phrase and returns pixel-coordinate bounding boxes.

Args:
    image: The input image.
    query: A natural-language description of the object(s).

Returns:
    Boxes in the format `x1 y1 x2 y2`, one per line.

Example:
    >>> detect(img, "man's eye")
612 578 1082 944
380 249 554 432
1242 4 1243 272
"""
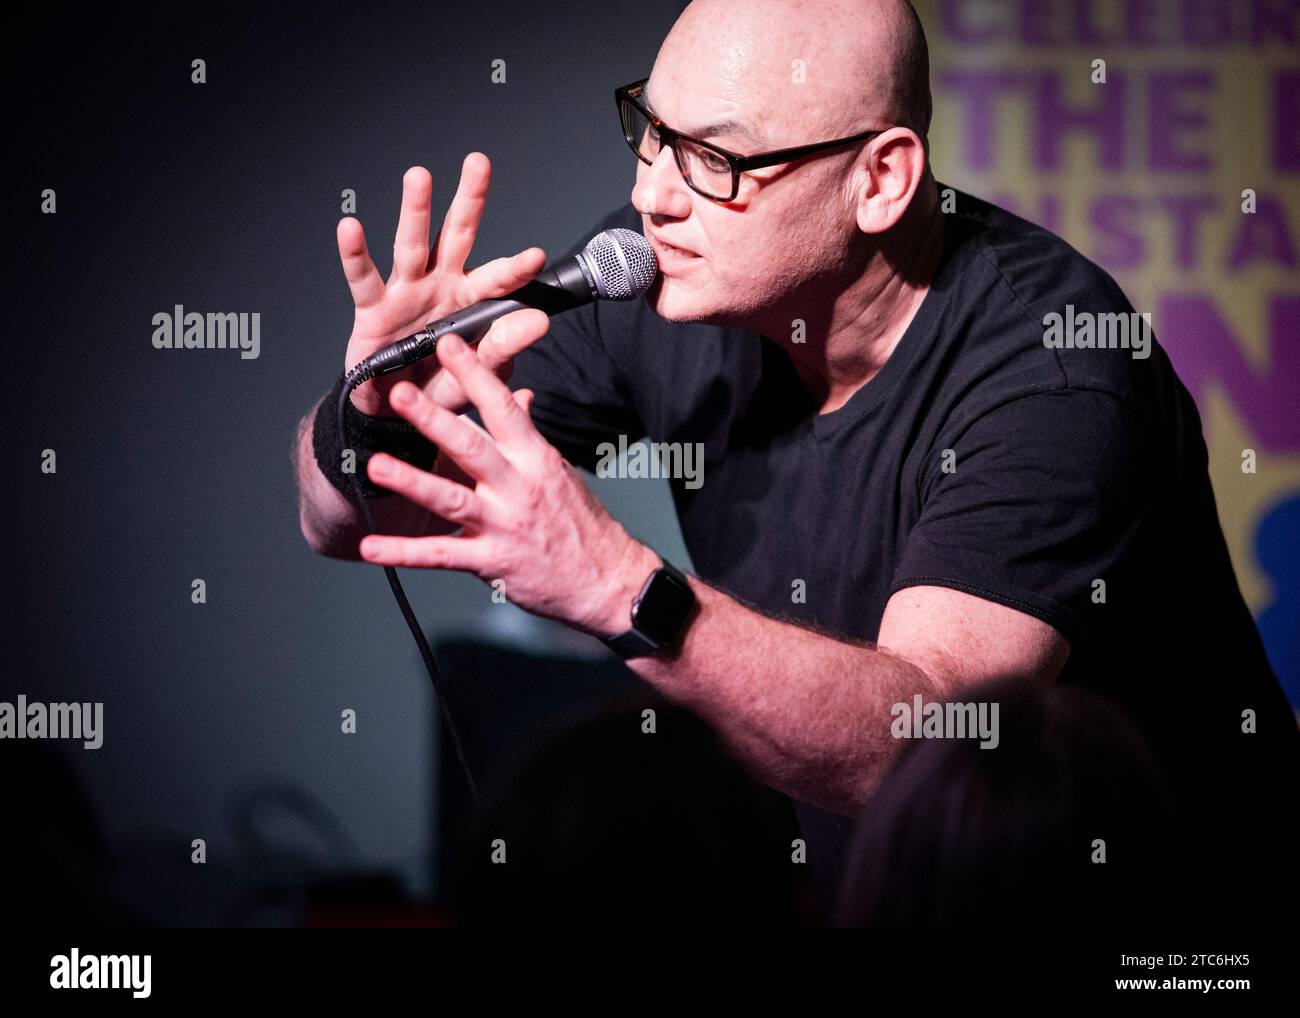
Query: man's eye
699 150 729 172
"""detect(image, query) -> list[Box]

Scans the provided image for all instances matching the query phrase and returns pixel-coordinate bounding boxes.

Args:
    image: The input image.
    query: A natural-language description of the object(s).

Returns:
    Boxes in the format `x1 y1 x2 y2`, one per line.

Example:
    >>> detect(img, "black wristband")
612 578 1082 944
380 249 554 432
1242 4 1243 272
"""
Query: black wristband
311 376 438 500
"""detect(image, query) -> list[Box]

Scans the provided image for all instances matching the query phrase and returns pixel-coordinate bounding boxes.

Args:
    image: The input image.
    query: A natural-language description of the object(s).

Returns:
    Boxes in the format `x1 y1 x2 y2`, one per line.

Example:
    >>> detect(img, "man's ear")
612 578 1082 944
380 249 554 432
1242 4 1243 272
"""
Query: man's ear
853 128 928 235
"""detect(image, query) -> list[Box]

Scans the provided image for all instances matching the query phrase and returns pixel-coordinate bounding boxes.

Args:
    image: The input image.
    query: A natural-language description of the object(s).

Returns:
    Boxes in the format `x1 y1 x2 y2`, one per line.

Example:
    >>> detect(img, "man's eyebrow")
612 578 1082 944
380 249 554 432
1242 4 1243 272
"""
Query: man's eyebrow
643 87 761 145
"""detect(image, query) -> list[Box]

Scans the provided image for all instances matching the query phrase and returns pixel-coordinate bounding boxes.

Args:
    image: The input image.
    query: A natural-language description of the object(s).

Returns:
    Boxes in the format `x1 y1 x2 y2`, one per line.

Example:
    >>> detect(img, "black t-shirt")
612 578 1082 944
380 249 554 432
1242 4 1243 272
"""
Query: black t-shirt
504 189 1299 919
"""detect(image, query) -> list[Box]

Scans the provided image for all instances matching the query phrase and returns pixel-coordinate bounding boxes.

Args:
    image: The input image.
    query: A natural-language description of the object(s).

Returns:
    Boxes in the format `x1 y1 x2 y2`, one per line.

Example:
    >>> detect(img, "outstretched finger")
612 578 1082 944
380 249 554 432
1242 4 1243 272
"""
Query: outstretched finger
465 246 547 303
436 333 539 448
389 378 514 485
428 152 491 276
392 166 434 281
475 308 551 376
337 217 385 309
366 453 486 529
359 533 488 573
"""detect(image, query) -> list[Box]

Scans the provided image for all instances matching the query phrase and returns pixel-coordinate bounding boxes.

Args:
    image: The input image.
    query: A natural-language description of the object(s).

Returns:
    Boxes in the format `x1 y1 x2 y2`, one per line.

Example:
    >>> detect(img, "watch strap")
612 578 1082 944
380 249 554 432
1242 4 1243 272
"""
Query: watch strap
603 627 662 660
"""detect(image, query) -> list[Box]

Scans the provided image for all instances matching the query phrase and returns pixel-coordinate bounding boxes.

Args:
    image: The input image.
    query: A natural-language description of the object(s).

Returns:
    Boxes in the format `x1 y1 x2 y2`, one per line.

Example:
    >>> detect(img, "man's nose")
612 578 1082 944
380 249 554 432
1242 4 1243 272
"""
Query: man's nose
631 146 693 218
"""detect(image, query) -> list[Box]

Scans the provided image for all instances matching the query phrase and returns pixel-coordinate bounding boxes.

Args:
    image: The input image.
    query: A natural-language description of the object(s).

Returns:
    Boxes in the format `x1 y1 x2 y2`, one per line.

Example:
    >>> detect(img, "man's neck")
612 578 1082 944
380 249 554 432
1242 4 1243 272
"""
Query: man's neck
767 186 946 415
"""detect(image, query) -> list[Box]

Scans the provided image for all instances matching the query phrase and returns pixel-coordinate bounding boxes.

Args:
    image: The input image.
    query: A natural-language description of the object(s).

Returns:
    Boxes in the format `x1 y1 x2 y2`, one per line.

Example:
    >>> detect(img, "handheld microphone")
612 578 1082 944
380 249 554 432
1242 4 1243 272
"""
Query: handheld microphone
345 227 658 388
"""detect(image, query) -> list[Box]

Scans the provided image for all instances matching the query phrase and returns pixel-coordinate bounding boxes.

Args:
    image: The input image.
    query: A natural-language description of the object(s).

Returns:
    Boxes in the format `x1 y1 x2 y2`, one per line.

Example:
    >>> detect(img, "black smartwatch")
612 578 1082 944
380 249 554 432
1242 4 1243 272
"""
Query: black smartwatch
602 557 698 660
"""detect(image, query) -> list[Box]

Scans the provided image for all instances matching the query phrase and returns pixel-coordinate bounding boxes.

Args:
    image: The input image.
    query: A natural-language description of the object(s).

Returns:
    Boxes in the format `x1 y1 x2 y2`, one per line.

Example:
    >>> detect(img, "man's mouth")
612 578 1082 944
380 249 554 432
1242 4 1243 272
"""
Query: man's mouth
650 234 701 265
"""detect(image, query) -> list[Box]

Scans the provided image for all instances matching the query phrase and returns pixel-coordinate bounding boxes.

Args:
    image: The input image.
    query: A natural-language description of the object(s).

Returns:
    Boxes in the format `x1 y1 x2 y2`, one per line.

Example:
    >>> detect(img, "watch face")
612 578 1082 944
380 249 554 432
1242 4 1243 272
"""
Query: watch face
633 570 696 645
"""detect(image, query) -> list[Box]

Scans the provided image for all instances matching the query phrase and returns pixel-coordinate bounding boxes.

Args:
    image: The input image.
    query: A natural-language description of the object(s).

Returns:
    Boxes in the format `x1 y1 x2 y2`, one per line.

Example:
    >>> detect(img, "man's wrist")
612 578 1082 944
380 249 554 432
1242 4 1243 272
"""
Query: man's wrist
311 376 439 501
595 542 700 661
595 540 664 639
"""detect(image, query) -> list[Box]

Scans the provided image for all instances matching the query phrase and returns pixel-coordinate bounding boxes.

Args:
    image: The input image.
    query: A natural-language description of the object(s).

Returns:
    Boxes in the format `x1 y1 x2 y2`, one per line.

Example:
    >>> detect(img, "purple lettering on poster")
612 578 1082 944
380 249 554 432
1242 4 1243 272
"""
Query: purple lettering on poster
940 0 1004 44
1149 71 1214 172
1229 195 1299 271
1252 0 1299 45
1182 0 1233 46
938 69 1028 171
1123 0 1163 47
1090 195 1147 270
1159 294 1300 450
1035 70 1127 171
1158 193 1219 269
1019 0 1058 46
1276 72 1300 171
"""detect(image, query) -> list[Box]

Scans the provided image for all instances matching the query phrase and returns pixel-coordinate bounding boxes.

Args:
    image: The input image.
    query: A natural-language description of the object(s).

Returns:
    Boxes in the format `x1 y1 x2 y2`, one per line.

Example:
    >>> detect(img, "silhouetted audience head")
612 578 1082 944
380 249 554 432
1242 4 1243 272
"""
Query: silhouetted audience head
836 678 1180 928
449 692 816 926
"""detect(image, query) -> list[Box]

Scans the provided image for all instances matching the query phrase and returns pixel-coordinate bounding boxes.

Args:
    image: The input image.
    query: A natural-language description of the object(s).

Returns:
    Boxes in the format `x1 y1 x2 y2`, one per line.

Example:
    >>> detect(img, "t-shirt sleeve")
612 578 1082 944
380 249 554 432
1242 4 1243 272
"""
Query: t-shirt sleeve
889 386 1149 642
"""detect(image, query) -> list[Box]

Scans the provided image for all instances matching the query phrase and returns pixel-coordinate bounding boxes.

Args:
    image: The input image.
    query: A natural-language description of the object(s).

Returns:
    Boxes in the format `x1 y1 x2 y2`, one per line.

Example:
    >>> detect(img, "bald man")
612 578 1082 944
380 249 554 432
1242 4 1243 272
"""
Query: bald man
296 0 1298 923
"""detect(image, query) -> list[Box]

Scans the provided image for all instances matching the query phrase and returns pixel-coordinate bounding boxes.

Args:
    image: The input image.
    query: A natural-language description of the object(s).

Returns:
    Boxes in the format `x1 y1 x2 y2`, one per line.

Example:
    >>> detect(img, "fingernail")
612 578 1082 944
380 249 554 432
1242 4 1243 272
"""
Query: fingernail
391 385 416 407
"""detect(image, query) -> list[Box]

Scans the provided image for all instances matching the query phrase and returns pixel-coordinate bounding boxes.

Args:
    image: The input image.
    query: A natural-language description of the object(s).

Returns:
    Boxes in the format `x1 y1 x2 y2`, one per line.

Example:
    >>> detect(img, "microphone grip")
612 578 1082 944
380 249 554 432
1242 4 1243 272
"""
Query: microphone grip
425 263 592 344
346 260 596 391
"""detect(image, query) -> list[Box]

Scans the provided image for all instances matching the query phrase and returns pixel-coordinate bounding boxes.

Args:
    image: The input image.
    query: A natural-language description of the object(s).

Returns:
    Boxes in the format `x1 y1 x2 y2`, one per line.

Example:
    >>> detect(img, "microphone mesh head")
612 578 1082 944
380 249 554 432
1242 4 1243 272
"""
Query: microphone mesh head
583 228 659 300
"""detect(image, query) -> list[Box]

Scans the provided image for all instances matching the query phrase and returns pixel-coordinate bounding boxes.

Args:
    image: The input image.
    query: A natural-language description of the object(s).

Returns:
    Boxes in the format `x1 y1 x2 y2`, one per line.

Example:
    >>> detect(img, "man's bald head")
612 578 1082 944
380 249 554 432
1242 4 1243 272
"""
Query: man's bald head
653 0 931 148
632 0 939 332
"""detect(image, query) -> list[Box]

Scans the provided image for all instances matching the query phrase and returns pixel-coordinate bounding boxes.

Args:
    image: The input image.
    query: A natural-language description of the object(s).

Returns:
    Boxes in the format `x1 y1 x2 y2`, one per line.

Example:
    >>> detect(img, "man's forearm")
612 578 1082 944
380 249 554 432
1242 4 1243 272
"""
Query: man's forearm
294 394 451 559
627 575 942 817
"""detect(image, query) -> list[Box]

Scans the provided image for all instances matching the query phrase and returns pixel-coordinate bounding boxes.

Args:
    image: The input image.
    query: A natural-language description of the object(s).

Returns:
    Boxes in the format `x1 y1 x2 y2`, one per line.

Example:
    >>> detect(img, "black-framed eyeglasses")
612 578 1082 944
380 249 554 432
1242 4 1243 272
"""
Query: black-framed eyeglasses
615 77 885 203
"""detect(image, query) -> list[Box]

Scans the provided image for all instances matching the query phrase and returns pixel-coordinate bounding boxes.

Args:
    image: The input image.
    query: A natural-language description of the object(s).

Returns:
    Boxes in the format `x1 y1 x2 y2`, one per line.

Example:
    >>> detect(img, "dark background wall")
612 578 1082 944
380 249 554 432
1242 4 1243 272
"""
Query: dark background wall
13 0 692 923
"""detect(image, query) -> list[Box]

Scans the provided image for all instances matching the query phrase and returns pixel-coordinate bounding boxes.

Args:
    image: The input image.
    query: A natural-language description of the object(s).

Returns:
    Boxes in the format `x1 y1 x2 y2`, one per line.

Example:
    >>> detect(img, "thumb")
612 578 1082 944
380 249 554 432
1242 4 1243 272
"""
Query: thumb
513 388 535 414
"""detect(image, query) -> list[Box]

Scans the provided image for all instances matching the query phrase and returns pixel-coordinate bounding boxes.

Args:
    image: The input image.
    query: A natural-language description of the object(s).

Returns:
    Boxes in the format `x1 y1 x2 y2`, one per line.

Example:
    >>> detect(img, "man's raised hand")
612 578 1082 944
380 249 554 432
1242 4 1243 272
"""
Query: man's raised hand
338 154 551 417
359 333 658 637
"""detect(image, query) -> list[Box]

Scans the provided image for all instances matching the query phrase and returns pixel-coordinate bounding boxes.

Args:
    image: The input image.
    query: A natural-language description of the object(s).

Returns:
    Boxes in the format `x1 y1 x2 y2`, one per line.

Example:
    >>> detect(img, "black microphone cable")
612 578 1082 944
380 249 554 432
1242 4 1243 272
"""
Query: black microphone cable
329 227 658 816
337 354 481 812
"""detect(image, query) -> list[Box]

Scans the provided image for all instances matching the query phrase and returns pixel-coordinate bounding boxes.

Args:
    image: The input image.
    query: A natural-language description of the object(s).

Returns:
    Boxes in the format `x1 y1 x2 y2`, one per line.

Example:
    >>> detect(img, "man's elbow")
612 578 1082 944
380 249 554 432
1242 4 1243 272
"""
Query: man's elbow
299 506 363 561
790 742 897 821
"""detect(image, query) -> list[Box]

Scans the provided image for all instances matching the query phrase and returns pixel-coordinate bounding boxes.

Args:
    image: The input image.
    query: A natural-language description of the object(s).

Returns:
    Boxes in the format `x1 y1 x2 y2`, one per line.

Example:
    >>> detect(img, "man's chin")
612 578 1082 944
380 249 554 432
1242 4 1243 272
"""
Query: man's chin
646 279 729 325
